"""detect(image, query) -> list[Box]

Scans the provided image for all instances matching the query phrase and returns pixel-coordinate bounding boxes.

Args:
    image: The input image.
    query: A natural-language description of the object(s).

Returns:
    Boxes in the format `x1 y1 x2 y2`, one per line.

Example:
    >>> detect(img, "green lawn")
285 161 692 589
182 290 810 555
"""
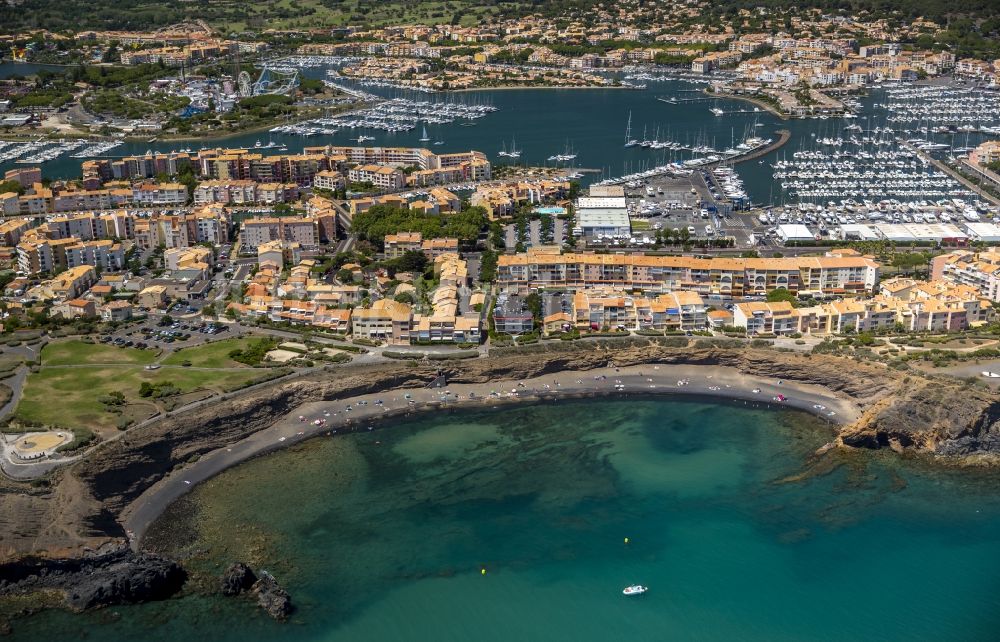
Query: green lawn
161 338 258 369
14 362 269 432
40 340 158 366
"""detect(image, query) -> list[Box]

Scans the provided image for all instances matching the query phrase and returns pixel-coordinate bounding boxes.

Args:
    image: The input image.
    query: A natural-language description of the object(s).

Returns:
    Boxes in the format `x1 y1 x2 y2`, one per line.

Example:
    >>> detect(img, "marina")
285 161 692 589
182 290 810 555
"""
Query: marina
269 95 497 137
1 67 999 220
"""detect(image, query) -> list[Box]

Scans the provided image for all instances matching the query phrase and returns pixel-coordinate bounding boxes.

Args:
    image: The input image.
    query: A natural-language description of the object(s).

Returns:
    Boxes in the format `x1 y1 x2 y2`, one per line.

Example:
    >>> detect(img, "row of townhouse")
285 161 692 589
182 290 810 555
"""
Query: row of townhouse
410 253 480 344
347 187 461 217
318 146 491 180
544 288 707 334
236 294 354 333
83 153 194 184
8 181 187 215
734 283 987 335
383 232 459 259
232 254 481 344
197 150 340 187
497 250 880 298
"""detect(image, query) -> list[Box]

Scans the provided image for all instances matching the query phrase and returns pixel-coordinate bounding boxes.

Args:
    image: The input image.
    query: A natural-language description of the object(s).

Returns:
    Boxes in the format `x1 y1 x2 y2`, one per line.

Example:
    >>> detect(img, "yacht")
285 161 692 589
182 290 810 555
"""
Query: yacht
623 585 648 596
419 126 430 142
624 111 638 147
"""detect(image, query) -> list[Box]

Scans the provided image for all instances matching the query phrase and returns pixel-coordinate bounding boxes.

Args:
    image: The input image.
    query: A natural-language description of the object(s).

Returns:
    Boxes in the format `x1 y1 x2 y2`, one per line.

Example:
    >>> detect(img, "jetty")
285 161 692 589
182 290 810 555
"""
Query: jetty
707 129 790 169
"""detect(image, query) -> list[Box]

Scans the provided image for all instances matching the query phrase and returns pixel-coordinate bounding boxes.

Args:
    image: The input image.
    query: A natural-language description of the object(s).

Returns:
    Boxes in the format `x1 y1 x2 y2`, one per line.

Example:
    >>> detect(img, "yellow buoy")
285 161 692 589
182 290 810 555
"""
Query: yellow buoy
624 537 630 544
481 568 487 575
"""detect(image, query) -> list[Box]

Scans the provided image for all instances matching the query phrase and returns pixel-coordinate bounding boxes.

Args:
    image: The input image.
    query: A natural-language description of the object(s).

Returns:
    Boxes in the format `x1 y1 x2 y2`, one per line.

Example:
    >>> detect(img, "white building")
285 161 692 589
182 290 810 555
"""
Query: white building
776 224 815 243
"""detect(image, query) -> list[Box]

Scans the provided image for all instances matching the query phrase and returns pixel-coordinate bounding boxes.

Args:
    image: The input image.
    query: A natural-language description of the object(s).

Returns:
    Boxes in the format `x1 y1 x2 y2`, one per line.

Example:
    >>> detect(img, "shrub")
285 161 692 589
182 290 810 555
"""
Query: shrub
228 338 279 366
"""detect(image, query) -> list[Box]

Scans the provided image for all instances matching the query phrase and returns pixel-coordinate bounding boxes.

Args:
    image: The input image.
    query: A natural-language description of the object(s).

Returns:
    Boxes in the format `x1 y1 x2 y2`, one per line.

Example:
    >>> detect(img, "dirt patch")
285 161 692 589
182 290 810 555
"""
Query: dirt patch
265 350 299 363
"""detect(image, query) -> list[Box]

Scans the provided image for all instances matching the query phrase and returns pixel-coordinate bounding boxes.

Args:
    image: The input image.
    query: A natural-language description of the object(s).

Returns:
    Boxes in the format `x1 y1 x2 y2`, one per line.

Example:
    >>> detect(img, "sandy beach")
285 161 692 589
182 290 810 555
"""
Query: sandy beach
122 363 858 546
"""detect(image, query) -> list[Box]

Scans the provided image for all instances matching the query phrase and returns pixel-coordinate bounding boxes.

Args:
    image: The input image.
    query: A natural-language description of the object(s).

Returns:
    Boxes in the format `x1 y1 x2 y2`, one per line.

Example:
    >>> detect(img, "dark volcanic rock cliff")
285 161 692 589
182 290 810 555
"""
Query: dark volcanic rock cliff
0 545 185 612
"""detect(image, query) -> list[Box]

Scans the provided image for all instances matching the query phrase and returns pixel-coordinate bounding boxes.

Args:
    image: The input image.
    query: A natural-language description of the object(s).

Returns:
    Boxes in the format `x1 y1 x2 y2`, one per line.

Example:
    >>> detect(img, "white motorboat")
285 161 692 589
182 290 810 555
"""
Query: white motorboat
981 371 1000 378
622 585 648 596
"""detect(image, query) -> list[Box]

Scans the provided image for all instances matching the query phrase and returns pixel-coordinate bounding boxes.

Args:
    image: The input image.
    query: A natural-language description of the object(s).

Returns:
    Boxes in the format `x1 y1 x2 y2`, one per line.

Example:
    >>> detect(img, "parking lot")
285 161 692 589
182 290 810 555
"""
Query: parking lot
101 318 239 351
505 216 569 250
614 172 757 248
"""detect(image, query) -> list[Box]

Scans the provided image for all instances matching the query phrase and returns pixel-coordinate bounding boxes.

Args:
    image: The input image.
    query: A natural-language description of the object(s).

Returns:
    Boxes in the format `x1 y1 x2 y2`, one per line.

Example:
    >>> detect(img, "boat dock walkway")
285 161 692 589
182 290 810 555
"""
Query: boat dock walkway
657 97 715 105
706 129 791 169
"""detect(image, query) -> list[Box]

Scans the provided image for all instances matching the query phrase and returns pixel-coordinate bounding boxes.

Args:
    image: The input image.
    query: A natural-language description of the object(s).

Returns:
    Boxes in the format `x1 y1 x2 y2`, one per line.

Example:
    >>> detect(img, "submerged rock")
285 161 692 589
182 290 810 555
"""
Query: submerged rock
251 572 293 621
220 562 257 596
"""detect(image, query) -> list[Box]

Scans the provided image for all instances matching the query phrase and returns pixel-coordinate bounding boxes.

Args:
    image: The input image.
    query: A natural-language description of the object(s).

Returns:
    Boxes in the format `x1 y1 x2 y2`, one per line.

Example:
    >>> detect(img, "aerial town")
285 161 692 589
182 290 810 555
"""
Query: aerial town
2 0 1000 637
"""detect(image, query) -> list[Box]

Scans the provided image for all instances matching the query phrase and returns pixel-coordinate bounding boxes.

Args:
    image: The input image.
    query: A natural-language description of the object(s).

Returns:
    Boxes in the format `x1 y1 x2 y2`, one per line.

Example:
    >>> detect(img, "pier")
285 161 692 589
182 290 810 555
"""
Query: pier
657 97 714 105
706 129 790 168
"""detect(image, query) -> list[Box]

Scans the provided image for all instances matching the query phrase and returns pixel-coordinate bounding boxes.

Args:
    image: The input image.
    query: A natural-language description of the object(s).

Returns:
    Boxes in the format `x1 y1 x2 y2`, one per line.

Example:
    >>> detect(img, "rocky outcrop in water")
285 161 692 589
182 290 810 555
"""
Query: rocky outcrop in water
0 545 186 612
252 572 292 620
839 376 1000 460
220 562 257 596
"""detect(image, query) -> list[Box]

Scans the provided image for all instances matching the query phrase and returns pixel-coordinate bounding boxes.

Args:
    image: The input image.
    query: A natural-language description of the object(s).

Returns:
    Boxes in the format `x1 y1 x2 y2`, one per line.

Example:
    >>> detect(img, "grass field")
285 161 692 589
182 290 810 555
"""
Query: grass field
161 338 258 369
14 339 276 432
40 340 158 366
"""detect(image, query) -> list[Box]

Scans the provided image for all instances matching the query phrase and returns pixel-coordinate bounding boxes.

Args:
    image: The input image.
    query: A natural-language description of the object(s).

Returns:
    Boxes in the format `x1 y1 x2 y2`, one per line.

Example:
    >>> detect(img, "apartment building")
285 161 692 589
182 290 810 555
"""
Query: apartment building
931 249 1000 301
348 165 406 191
164 246 212 274
313 170 346 192
0 219 31 246
384 231 423 258
240 216 319 250
63 239 125 272
193 180 258 205
49 265 98 300
352 299 413 345
16 237 79 275
497 251 879 297
4 167 41 188
132 183 188 206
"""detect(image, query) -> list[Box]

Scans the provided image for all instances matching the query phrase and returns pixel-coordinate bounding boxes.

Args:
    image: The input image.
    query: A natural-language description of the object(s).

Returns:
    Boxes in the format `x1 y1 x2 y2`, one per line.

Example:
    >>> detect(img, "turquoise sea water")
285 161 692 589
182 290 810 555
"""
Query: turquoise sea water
10 398 1000 641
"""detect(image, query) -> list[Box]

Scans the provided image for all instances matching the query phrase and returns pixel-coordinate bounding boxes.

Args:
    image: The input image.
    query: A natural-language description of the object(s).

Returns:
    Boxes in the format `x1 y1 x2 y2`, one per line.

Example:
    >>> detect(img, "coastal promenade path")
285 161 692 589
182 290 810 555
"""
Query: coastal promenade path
122 364 859 547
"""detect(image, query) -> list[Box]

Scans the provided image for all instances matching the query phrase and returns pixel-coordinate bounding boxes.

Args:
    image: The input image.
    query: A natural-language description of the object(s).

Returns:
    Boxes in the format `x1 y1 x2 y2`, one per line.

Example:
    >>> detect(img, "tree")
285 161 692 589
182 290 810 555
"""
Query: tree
524 292 542 324
392 250 428 274
0 180 25 196
336 268 355 283
766 289 797 305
